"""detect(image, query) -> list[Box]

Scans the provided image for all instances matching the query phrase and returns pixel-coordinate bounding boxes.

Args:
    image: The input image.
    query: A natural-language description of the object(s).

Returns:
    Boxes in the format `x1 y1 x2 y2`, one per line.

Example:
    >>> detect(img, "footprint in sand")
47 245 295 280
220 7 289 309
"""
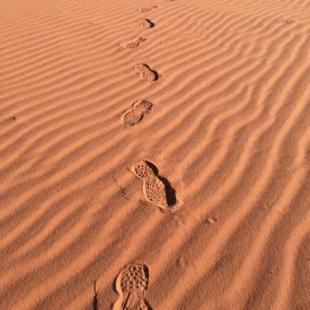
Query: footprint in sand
122 37 146 49
121 99 153 127
134 64 159 81
113 262 151 310
141 18 155 29
130 160 177 210
138 6 158 13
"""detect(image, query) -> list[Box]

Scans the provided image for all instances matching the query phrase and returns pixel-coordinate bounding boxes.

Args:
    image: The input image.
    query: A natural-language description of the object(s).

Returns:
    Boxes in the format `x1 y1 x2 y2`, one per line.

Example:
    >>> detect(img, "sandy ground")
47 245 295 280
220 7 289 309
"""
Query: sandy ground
0 0 310 309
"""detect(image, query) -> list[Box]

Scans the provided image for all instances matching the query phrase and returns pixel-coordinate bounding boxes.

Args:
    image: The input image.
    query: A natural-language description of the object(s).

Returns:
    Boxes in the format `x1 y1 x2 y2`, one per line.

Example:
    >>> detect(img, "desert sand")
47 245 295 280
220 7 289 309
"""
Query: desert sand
0 0 310 309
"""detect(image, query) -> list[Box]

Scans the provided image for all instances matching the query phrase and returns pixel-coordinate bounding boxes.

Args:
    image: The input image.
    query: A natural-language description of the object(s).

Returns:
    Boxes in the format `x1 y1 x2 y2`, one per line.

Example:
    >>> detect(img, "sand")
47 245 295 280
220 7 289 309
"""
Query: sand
0 0 310 309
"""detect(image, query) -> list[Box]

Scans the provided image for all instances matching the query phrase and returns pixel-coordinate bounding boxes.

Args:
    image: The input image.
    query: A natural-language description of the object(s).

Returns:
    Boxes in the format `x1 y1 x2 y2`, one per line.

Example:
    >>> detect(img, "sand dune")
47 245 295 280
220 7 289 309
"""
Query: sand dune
0 0 309 309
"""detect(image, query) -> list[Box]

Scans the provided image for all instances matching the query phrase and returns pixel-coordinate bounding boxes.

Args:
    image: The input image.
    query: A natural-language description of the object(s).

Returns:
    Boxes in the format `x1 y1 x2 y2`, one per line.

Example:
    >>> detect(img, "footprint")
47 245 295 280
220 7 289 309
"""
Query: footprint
138 6 158 13
121 99 153 127
130 160 177 210
122 37 146 49
113 262 151 310
141 18 155 29
134 64 159 81
130 160 155 179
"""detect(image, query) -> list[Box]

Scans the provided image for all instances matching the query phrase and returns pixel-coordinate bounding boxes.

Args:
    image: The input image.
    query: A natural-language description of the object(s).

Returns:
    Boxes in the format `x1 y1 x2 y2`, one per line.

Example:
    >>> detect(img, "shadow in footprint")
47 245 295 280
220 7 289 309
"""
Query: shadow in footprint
93 280 99 310
143 18 155 28
145 161 177 207
142 64 159 81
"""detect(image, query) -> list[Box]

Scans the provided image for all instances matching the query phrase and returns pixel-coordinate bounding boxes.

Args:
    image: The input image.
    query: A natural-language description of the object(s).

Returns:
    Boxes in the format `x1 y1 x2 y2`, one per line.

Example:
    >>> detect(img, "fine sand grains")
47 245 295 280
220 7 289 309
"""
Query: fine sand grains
1 0 309 309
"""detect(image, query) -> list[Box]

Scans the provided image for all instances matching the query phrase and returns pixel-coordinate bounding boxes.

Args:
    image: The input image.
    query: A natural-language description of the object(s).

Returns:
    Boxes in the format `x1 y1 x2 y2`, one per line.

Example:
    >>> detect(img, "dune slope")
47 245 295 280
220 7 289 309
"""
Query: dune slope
0 0 309 309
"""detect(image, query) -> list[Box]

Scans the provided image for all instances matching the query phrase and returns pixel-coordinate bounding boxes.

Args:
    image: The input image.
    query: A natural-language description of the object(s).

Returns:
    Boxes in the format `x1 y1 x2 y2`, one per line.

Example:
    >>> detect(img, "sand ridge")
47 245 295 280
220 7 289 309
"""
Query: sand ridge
0 0 309 309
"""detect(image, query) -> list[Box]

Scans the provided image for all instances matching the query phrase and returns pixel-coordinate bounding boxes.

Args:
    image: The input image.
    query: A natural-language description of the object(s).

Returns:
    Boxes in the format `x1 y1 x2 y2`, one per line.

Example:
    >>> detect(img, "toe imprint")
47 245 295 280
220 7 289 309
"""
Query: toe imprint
130 160 155 179
134 63 147 72
119 263 149 292
113 263 151 310
133 99 153 113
